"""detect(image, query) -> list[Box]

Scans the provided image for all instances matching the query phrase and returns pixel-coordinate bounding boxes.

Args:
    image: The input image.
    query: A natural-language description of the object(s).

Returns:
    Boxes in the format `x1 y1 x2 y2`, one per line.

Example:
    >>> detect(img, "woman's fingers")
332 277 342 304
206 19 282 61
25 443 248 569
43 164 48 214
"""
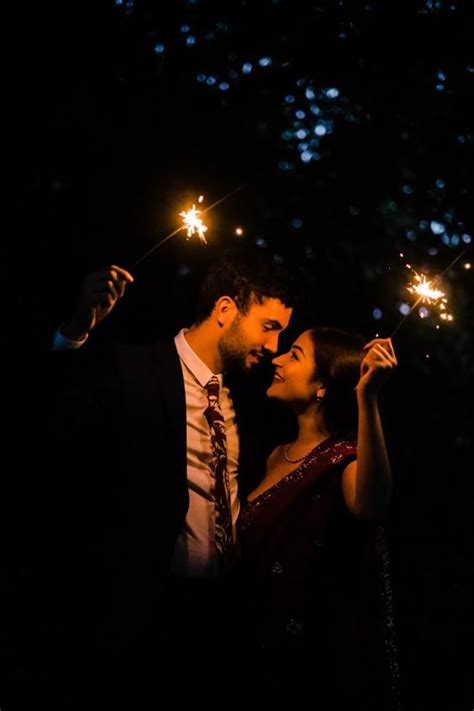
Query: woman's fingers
364 337 394 353
363 344 397 371
364 339 397 363
359 339 398 395
372 343 397 364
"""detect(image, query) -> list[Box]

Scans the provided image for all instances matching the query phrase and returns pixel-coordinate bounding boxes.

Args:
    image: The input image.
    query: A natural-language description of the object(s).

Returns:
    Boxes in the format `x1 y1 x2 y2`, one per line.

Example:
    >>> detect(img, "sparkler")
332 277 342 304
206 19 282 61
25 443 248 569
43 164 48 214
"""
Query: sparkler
179 204 208 243
391 245 470 337
129 184 245 270
407 271 446 304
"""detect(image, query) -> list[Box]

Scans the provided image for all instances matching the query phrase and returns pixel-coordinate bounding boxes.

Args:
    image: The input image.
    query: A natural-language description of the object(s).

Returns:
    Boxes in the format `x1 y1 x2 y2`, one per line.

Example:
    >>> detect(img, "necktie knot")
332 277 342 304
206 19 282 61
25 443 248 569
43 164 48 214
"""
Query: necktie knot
205 375 220 400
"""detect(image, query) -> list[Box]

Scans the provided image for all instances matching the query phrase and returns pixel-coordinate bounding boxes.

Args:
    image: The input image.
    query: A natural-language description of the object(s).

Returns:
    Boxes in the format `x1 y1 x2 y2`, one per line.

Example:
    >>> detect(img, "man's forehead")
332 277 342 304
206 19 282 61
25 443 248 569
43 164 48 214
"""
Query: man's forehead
251 297 292 321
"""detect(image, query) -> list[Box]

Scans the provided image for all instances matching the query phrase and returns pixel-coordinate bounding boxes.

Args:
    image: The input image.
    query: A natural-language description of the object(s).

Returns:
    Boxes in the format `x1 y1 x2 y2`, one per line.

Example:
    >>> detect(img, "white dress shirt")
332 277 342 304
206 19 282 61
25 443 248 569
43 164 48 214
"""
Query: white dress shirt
171 328 240 578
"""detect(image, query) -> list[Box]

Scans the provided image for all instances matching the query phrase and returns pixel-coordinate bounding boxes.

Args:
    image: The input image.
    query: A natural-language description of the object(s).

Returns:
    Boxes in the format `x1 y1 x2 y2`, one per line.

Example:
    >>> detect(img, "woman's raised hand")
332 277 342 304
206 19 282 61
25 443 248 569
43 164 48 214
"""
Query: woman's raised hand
357 337 398 399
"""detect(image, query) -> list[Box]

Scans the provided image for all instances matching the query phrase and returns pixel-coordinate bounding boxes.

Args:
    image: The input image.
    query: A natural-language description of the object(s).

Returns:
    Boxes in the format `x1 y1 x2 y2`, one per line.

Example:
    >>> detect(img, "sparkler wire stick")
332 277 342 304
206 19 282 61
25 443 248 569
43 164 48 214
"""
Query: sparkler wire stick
129 184 245 271
390 293 425 338
390 245 471 338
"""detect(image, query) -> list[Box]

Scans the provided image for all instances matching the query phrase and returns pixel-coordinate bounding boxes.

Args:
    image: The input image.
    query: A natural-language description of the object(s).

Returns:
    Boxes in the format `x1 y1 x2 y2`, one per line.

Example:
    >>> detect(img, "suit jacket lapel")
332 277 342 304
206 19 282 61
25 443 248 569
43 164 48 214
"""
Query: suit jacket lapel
151 338 187 486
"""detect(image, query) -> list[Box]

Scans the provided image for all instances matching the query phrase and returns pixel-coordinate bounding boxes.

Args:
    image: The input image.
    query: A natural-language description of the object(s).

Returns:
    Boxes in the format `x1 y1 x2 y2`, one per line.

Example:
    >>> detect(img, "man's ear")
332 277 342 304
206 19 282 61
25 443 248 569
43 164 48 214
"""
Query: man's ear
214 296 238 327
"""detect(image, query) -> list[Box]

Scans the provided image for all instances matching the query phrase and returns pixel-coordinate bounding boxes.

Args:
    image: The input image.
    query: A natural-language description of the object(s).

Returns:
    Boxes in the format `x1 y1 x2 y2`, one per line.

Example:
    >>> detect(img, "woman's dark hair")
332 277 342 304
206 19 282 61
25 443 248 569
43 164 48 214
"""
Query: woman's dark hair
194 248 304 324
308 327 366 437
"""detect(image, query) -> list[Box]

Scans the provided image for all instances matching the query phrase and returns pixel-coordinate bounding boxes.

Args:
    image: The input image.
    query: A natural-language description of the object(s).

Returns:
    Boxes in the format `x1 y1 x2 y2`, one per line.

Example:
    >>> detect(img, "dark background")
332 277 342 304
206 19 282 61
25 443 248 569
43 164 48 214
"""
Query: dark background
6 1 473 708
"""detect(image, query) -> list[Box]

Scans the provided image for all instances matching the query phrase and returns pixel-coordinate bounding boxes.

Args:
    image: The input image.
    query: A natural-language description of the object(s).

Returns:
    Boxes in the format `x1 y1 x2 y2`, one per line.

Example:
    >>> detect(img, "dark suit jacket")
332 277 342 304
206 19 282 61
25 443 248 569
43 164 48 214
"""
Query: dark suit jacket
37 336 268 660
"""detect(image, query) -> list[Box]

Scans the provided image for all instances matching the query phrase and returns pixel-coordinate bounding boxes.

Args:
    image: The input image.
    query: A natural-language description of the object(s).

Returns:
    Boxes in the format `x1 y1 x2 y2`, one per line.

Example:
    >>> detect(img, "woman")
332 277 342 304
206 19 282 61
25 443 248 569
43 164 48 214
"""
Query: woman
239 328 401 708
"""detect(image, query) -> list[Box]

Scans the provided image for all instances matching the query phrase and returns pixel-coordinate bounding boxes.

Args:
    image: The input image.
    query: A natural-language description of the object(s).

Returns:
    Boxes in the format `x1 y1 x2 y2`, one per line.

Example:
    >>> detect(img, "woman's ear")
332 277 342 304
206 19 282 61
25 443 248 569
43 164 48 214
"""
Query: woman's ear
315 385 326 401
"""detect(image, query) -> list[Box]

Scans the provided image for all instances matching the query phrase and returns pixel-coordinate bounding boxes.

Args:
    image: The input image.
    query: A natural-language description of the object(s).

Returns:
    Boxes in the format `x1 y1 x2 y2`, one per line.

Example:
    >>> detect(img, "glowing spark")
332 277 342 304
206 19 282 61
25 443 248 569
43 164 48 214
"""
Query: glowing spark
198 195 204 203
179 204 208 244
407 272 445 304
391 247 470 337
235 227 244 236
406 243 473 331
404 267 454 324
129 184 245 270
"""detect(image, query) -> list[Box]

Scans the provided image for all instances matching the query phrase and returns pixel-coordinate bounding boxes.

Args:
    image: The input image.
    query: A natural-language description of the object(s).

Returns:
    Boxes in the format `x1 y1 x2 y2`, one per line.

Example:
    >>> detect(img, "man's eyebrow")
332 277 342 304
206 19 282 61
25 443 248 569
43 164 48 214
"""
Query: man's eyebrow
262 319 284 329
292 344 305 357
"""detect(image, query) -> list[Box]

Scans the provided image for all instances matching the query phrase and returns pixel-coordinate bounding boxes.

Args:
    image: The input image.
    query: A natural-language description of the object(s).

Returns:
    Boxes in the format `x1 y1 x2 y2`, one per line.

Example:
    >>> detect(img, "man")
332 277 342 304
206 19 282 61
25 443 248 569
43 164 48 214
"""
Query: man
47 248 300 666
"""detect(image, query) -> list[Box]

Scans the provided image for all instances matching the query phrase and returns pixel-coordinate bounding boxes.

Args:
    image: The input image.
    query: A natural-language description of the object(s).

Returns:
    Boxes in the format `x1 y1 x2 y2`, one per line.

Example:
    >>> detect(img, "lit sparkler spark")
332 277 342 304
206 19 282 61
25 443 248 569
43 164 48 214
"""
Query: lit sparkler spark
407 272 445 304
179 204 208 244
390 250 467 337
129 183 245 271
404 265 453 323
395 243 472 334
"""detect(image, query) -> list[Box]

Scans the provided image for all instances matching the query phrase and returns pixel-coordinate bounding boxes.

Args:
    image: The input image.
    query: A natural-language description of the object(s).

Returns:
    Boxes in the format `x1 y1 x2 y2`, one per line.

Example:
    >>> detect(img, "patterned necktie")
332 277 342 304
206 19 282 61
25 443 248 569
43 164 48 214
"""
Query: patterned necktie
204 375 234 567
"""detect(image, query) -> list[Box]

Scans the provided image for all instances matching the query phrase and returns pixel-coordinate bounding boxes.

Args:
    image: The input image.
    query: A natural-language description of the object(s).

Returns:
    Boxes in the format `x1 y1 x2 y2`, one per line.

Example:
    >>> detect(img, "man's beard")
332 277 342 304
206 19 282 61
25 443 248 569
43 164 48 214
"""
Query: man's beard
218 317 252 375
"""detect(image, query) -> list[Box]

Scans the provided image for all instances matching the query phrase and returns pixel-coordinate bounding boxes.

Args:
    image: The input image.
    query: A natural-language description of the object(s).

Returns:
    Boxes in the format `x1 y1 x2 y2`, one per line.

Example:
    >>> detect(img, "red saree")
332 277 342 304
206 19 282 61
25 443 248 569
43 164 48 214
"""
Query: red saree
239 436 401 709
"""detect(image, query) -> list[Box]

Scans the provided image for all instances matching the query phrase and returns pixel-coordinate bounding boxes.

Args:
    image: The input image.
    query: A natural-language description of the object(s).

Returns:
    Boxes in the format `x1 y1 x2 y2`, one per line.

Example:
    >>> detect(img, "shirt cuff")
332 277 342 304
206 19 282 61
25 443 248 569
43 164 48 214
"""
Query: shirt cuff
52 326 88 350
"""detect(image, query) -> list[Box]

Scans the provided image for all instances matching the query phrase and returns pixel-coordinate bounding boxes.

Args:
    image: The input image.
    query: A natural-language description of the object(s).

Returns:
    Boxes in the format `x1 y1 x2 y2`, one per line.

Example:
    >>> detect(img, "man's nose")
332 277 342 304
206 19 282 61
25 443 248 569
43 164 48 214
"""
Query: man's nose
264 332 279 354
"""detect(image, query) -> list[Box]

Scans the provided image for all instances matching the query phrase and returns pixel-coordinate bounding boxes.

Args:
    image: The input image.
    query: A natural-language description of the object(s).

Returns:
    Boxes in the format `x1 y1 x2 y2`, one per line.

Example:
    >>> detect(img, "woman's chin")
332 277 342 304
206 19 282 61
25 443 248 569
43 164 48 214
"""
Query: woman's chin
266 383 284 400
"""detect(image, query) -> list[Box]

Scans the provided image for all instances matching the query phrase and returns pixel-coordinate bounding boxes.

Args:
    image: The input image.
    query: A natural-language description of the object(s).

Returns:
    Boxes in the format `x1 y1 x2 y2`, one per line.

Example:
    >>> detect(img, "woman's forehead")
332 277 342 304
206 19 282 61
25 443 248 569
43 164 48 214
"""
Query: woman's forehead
292 330 315 355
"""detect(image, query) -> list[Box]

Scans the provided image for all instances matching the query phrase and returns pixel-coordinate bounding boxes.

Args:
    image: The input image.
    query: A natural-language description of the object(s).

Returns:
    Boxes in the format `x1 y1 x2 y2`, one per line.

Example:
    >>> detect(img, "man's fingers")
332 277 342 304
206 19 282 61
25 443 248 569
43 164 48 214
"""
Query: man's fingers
109 265 134 282
115 279 127 299
95 272 130 287
91 290 117 308
95 290 115 302
88 274 130 299
109 268 133 286
106 280 119 301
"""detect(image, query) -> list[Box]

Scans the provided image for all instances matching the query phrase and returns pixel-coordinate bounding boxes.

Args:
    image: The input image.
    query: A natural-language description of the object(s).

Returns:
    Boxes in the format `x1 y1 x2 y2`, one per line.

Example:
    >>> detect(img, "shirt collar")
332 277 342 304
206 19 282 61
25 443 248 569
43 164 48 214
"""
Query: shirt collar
174 328 223 388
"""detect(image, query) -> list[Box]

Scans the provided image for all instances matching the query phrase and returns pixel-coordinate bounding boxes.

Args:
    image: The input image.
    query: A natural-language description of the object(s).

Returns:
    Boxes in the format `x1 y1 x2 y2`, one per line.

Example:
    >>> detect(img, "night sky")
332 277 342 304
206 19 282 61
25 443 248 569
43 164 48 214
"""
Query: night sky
8 1 474 707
